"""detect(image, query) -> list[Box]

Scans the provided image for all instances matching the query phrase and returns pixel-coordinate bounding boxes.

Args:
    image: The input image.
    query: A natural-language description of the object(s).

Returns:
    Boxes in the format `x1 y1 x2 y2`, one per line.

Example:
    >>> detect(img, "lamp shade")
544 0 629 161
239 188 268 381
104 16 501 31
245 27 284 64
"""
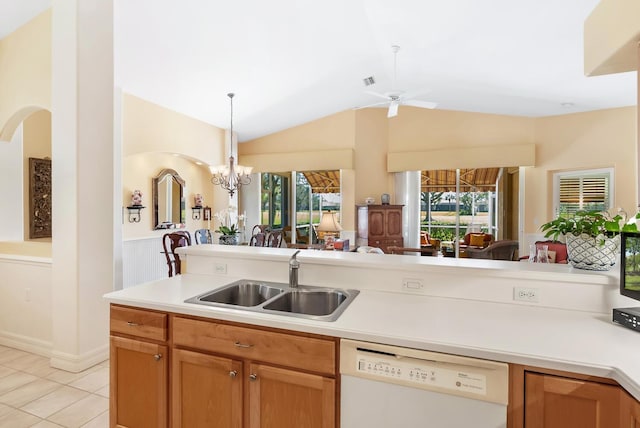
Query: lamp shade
317 211 343 232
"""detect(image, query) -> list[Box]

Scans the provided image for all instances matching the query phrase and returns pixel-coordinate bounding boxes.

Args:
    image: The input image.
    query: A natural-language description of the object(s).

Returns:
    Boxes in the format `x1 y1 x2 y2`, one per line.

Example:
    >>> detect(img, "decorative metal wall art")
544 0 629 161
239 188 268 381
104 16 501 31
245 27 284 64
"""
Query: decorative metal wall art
29 157 52 239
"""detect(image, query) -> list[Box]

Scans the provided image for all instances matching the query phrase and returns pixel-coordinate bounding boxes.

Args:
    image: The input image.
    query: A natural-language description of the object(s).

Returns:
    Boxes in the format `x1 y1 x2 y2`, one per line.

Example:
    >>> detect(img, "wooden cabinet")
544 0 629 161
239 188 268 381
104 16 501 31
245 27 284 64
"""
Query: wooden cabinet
621 391 640 427
524 372 622 428
172 316 338 427
110 305 168 428
356 204 403 253
248 363 335 428
110 304 339 428
172 348 243 428
509 365 640 428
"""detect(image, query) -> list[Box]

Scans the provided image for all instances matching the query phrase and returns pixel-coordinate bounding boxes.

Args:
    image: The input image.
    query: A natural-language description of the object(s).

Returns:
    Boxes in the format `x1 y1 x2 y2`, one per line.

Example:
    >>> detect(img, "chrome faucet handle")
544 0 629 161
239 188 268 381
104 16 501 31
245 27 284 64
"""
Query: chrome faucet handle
289 250 301 268
289 250 301 288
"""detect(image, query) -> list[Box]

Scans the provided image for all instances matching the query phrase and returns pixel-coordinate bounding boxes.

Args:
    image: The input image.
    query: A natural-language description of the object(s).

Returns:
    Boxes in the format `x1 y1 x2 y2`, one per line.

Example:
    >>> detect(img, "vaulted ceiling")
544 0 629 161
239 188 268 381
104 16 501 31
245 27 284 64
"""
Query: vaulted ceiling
4 1 637 142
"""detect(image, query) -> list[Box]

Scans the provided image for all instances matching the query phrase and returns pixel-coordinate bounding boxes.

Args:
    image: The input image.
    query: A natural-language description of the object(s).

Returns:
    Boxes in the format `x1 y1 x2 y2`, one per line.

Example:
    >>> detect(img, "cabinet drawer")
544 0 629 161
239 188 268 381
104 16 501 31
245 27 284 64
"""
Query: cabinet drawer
370 238 403 246
173 317 336 375
110 305 167 342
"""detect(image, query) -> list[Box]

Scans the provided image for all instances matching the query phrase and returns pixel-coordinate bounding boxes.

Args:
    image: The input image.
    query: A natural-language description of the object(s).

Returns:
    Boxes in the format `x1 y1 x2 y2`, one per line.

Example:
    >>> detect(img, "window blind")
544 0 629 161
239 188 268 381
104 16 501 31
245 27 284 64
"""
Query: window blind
558 174 609 215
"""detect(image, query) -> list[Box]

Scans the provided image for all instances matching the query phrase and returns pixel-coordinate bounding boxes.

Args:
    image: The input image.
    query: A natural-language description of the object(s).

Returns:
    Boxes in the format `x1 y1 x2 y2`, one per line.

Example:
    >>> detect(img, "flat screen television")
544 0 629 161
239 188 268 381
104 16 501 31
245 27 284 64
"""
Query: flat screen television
620 231 640 301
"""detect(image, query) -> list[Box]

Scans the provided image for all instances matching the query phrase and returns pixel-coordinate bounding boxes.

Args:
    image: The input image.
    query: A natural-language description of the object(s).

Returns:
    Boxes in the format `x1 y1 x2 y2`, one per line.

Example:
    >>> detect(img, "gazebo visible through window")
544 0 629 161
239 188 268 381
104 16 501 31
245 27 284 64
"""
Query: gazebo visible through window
261 170 341 244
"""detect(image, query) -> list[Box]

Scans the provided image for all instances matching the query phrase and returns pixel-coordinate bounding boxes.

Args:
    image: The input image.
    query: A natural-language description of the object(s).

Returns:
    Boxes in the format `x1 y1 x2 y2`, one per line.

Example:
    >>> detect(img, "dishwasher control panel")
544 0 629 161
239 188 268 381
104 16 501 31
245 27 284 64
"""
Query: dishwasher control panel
354 349 487 396
340 339 510 405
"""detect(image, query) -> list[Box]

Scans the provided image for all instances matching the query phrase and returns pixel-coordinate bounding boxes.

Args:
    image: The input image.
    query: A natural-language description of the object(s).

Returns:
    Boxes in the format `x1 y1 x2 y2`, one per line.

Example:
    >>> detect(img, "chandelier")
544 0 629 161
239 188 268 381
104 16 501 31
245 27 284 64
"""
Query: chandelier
210 93 252 197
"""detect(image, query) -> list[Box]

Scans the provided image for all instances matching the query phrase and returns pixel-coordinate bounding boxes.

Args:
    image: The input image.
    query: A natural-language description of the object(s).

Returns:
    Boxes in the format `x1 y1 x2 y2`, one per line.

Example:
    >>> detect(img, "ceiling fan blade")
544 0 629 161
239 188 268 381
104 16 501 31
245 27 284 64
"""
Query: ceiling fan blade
354 100 391 110
365 90 391 100
403 99 438 109
387 101 399 118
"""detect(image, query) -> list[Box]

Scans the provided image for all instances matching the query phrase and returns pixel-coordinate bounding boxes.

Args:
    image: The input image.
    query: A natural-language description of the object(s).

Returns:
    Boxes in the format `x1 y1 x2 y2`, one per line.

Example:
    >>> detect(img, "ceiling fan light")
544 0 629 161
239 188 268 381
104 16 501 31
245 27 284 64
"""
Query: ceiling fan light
388 102 399 118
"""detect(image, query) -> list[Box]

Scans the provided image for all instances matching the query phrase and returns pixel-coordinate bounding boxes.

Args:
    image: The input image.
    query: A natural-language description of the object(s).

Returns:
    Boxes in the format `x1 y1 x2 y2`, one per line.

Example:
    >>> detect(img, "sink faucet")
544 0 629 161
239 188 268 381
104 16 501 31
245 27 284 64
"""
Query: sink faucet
289 250 301 288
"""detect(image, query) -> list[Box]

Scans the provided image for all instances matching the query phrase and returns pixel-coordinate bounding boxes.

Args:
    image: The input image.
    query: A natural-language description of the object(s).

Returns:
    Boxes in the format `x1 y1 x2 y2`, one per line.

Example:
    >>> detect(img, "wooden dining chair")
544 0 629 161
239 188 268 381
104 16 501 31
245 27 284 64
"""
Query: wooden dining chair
251 224 270 235
249 232 266 247
266 230 284 248
162 231 192 277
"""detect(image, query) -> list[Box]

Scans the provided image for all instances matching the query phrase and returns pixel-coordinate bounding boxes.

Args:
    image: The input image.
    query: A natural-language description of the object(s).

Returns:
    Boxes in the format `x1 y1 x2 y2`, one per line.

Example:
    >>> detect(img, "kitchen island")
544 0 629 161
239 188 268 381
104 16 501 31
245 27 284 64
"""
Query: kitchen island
105 245 640 427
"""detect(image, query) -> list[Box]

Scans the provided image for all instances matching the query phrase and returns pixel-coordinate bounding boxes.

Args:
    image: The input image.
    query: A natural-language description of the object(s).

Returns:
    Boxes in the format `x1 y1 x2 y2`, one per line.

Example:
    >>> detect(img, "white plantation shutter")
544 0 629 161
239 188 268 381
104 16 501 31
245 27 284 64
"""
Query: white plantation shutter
555 170 612 217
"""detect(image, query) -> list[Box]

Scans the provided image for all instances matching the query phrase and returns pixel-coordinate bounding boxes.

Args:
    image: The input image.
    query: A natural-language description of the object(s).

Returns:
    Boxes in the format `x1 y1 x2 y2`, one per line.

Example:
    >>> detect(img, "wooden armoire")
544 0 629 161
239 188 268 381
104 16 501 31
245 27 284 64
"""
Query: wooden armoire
356 204 403 253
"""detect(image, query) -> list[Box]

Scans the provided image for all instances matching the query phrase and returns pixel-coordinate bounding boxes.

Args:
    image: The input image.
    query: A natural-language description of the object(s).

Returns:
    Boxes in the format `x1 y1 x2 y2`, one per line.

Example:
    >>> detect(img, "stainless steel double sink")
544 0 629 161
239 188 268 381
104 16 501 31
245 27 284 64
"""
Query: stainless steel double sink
185 280 359 322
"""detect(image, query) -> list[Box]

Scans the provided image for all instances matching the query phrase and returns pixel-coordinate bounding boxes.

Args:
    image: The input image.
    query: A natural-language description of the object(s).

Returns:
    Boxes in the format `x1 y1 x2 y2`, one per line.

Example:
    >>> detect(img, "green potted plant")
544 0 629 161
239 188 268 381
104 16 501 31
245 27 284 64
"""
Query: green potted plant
540 209 639 271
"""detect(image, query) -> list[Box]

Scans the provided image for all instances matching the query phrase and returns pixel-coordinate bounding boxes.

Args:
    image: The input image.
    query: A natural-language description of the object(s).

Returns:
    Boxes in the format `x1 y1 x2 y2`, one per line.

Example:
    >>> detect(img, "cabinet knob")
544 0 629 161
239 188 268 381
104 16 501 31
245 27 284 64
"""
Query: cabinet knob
126 321 140 327
234 341 253 349
249 374 258 381
229 370 237 378
153 354 162 361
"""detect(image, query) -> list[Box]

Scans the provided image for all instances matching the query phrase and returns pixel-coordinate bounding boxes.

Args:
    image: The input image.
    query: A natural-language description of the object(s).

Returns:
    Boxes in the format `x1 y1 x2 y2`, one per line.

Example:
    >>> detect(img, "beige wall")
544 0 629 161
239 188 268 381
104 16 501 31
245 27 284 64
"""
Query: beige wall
123 94 225 164
241 105 637 237
0 10 52 251
240 110 356 156
388 108 535 151
123 152 215 238
0 10 51 142
122 94 232 239
584 0 640 76
526 106 637 232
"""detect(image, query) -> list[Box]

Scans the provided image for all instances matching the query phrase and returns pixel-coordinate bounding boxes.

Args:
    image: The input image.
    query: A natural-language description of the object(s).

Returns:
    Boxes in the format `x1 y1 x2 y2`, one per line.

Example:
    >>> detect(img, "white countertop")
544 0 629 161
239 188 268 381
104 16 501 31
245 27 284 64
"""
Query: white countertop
104 268 640 401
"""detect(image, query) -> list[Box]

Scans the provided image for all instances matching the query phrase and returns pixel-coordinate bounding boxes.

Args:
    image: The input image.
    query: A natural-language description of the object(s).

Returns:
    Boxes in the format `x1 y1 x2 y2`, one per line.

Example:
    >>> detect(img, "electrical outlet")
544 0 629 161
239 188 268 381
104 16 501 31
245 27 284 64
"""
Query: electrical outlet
214 263 227 274
514 286 539 303
402 278 424 290
25 288 31 302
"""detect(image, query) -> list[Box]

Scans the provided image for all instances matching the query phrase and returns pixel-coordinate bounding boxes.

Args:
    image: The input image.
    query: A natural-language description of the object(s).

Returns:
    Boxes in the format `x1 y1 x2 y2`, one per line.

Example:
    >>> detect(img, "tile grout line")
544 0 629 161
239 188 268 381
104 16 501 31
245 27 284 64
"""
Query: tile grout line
0 345 109 427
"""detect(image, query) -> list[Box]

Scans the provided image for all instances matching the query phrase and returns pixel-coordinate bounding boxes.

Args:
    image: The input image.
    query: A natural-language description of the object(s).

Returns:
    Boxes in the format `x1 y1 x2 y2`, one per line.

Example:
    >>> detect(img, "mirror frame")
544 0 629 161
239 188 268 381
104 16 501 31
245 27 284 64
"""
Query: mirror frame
153 168 186 229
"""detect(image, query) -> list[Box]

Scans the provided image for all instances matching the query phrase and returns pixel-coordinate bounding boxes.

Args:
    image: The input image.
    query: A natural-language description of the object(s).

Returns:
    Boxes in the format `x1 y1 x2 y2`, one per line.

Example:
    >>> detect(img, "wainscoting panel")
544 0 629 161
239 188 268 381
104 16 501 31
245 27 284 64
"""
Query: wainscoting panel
123 237 168 288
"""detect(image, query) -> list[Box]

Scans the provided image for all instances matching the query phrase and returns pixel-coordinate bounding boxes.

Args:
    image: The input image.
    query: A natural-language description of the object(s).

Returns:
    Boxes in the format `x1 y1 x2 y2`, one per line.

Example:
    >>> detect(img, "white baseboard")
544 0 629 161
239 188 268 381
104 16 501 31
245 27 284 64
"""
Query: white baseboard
0 331 52 358
50 344 110 373
0 330 109 373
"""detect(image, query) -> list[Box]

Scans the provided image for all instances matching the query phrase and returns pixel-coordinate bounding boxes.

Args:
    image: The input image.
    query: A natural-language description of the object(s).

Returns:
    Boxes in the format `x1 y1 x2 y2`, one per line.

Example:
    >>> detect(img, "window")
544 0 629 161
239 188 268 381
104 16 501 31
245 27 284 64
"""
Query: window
261 173 289 228
553 168 613 217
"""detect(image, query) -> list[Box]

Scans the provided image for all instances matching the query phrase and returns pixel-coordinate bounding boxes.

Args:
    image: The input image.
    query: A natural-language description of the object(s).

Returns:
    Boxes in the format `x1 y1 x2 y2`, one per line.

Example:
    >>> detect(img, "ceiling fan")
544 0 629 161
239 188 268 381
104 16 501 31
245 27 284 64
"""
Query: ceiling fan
361 45 437 118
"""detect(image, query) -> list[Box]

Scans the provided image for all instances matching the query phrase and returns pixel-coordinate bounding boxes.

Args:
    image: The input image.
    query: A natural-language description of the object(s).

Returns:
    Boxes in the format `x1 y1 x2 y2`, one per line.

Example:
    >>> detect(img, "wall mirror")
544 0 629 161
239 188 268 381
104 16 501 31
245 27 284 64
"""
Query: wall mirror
153 168 186 229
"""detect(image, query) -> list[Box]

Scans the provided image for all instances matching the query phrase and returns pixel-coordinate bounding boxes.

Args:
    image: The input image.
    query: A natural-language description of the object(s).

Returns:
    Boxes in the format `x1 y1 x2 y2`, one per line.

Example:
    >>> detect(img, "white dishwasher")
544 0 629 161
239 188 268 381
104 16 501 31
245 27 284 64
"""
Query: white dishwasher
340 339 509 428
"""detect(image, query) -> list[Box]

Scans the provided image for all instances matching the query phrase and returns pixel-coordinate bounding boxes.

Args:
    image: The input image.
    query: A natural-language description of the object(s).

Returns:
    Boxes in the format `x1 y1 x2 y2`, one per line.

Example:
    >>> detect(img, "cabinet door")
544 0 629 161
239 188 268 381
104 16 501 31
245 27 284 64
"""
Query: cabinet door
172 348 243 428
524 372 622 428
385 208 403 237
368 209 386 239
110 336 168 428
248 363 335 428
621 391 640 428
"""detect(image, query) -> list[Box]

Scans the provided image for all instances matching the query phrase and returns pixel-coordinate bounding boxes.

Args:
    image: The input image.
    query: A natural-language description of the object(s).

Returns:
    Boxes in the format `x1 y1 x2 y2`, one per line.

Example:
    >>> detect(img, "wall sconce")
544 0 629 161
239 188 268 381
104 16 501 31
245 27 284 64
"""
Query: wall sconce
192 193 204 220
126 205 145 223
126 189 145 223
192 206 203 220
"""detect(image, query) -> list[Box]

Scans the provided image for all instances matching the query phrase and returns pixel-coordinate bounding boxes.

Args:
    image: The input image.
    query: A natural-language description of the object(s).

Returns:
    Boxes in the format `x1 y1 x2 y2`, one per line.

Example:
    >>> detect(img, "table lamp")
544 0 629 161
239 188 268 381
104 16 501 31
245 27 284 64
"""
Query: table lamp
317 211 342 247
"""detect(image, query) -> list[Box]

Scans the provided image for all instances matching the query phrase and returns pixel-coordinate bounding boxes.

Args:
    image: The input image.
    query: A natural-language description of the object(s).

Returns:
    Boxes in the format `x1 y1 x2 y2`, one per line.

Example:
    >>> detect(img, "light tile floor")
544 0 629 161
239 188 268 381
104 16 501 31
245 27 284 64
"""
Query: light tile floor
0 345 109 428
